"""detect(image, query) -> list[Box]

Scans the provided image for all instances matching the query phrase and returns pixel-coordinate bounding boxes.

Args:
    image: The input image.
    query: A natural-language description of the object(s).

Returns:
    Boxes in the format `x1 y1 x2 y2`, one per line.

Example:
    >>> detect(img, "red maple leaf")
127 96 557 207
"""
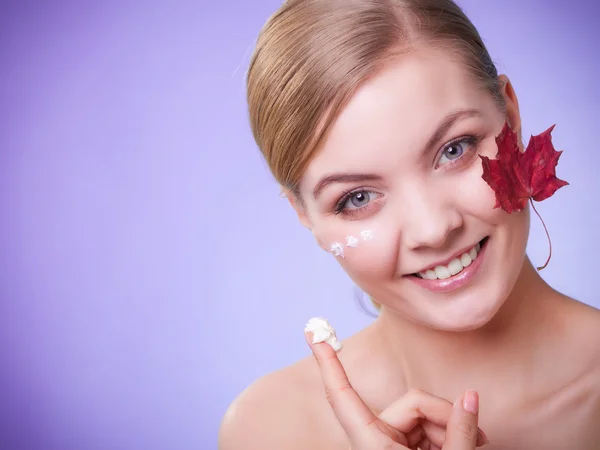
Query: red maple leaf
480 121 569 270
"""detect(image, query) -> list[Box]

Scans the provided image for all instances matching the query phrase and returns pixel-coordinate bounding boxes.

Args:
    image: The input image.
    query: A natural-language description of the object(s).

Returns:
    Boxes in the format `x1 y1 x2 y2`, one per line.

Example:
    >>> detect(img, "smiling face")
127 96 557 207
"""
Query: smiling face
291 48 531 331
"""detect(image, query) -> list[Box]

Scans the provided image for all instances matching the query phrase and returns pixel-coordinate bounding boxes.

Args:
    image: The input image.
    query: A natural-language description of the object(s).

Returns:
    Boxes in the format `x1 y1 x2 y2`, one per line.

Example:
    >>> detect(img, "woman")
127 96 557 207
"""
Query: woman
219 0 600 448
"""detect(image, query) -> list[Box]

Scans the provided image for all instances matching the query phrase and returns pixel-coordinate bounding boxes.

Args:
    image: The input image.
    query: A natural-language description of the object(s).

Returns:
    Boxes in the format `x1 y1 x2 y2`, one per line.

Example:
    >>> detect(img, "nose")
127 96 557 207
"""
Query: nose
401 184 463 250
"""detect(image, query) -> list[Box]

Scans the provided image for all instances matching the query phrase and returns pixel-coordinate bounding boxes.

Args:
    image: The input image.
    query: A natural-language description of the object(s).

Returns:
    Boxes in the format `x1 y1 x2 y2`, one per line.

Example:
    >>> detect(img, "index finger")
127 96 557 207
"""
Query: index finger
443 391 487 449
305 331 381 442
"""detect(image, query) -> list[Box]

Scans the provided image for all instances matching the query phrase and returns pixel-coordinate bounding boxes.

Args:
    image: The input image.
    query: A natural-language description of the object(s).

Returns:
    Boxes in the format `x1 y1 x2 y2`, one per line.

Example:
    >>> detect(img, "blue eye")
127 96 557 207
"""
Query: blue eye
345 191 370 209
438 141 465 165
334 190 381 216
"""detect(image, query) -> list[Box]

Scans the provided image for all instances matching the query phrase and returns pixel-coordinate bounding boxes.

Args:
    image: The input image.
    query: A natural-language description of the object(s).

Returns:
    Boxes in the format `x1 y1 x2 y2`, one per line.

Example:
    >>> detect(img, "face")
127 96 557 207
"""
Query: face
291 48 530 331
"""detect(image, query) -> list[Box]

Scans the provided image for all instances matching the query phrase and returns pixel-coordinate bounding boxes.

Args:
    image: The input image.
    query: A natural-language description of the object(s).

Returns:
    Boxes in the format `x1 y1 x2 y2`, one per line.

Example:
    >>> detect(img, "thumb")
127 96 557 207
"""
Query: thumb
443 391 489 449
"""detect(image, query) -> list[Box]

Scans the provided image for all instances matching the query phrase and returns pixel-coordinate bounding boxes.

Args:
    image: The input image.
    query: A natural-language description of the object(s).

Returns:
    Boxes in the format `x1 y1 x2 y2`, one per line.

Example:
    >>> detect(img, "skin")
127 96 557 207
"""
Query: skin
219 47 600 449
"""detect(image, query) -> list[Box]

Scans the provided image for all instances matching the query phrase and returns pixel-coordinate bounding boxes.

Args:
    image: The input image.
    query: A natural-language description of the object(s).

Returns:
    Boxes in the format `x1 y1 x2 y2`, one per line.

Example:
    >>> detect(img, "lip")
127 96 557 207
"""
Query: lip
406 237 489 293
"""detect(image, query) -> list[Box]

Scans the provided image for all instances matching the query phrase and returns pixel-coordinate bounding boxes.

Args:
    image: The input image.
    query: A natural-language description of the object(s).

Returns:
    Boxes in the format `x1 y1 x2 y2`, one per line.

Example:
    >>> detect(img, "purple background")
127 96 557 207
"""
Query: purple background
1 1 598 449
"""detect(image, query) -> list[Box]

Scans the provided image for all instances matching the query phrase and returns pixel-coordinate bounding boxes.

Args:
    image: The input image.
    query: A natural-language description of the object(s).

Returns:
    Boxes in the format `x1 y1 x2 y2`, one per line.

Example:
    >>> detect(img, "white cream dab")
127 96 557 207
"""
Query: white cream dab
329 229 375 258
346 235 359 247
304 317 343 352
330 242 344 258
360 229 374 241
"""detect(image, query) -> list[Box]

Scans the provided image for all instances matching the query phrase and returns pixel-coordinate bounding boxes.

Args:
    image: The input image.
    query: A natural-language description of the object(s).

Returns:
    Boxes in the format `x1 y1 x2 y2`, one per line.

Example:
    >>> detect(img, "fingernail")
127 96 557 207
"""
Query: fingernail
463 390 479 414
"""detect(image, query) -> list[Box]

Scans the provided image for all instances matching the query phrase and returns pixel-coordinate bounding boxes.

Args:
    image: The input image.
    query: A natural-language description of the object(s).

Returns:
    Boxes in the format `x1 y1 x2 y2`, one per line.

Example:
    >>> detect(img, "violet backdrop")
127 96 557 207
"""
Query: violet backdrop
1 1 598 449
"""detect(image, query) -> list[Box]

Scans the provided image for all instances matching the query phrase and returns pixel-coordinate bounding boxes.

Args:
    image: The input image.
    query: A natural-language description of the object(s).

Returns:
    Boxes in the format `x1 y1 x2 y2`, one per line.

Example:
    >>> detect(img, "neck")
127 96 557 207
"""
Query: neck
372 257 559 396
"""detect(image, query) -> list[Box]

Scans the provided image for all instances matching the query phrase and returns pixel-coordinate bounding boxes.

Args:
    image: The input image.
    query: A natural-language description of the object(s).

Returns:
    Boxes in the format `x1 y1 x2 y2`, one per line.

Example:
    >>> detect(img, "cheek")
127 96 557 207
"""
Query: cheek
470 185 498 221
457 158 500 220
323 227 376 258
320 226 399 280
458 163 530 249
463 169 529 229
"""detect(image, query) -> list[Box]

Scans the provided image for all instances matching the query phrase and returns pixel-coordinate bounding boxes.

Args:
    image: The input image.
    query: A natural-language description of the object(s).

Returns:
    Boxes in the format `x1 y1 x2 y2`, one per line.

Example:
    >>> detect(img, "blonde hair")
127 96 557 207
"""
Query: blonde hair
246 0 505 310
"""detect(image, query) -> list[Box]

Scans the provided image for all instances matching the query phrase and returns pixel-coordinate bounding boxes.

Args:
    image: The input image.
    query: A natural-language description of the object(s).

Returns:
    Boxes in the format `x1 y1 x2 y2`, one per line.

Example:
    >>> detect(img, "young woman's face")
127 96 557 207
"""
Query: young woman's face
293 48 530 331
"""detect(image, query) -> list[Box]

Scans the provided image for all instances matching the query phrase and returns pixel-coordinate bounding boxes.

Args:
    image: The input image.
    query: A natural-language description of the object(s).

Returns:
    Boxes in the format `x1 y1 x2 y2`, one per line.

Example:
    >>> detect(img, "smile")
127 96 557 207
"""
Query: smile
408 237 489 293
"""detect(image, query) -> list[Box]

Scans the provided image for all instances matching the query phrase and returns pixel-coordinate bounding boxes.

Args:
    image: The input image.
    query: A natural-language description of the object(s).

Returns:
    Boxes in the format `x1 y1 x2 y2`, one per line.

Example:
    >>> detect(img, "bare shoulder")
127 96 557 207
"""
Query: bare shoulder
561 297 600 411
218 356 343 450
564 297 600 363
218 361 314 450
571 300 600 438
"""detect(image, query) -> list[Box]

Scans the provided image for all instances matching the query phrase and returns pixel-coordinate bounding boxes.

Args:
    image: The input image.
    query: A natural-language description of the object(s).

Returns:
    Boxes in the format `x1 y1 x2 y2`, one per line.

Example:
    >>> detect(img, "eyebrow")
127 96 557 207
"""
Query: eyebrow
423 108 482 156
313 173 383 199
312 108 482 199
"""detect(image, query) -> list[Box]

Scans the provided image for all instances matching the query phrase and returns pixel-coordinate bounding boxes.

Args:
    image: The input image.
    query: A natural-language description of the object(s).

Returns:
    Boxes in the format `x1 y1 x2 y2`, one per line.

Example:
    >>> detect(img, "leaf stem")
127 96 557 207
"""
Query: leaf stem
529 198 552 271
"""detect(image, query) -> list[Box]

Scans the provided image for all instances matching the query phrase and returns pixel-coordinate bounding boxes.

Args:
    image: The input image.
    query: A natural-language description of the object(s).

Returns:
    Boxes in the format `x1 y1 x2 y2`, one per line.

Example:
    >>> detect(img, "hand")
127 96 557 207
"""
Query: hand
305 333 489 449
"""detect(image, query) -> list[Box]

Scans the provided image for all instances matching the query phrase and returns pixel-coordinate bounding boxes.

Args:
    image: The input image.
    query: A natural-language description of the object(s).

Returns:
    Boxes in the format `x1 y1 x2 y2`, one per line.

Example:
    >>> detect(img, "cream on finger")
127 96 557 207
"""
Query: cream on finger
304 317 343 352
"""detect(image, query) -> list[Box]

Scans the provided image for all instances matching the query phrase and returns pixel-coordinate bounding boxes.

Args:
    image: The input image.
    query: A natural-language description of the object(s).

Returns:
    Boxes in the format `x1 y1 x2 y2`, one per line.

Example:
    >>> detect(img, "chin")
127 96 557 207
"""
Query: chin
427 301 505 332
378 283 510 333
421 267 518 333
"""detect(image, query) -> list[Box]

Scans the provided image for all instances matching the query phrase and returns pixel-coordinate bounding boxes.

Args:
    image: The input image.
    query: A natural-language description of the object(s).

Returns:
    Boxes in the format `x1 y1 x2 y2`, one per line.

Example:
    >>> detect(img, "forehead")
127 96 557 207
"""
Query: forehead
301 49 492 188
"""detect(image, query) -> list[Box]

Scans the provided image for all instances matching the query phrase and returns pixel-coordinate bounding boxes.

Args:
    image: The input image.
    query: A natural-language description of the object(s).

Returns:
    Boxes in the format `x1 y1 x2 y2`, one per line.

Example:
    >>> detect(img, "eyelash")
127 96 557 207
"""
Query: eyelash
332 133 484 217
333 188 378 217
434 133 484 169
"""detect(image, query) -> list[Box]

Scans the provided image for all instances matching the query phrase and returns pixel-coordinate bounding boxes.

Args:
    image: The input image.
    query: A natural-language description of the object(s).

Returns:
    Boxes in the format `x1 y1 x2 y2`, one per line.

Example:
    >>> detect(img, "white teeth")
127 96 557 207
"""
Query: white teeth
417 240 484 280
434 265 451 279
460 253 472 267
468 247 477 260
419 269 437 280
448 258 463 275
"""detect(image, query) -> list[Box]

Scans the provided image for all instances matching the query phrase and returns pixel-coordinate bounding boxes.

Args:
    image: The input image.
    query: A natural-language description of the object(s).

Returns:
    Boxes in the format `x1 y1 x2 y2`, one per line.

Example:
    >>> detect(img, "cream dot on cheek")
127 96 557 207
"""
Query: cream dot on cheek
329 229 375 258
360 229 374 241
329 242 345 258
346 235 359 247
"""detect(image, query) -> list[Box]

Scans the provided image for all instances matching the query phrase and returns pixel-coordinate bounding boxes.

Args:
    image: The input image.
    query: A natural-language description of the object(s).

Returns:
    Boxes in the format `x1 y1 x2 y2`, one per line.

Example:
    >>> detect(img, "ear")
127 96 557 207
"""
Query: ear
498 75 523 149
